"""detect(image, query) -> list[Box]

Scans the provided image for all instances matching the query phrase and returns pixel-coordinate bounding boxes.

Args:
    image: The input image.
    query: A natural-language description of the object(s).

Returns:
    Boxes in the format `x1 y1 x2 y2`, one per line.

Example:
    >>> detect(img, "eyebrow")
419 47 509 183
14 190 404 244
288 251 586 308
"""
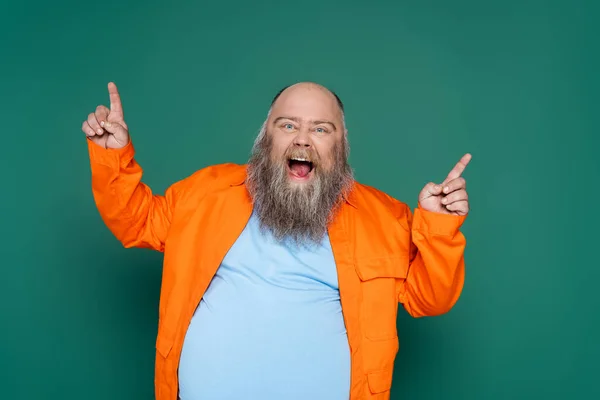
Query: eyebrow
273 116 338 131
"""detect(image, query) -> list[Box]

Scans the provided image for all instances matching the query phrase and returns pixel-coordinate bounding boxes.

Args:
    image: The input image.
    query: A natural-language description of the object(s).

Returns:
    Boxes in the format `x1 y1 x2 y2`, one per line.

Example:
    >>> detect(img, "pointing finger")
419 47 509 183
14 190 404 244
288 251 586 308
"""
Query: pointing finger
107 82 124 119
443 153 472 185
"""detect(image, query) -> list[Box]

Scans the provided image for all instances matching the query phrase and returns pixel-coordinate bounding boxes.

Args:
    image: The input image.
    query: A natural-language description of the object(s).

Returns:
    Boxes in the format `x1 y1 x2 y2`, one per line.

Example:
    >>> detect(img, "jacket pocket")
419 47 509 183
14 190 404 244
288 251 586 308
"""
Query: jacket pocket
367 368 394 394
355 255 407 341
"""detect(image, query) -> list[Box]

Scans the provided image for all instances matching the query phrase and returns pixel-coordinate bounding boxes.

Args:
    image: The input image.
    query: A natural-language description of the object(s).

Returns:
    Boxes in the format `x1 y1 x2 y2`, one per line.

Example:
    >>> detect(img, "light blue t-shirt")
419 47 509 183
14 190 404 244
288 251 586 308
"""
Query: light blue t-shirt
177 211 350 400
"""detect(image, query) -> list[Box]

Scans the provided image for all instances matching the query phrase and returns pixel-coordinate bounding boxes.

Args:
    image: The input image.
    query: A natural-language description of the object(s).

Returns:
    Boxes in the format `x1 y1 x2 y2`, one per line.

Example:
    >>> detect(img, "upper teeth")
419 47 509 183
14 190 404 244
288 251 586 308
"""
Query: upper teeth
292 158 309 162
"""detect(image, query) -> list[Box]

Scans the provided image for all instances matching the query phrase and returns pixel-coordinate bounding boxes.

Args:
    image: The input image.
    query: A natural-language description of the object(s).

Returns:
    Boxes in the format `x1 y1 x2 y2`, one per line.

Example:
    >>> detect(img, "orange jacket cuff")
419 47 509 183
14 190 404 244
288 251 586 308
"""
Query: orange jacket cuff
87 138 135 168
413 204 467 236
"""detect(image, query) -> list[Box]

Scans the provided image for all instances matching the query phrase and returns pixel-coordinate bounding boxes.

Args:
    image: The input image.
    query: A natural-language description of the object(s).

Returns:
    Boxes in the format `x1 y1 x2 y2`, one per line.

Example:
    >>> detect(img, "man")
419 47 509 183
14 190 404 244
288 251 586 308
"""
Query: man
82 81 470 400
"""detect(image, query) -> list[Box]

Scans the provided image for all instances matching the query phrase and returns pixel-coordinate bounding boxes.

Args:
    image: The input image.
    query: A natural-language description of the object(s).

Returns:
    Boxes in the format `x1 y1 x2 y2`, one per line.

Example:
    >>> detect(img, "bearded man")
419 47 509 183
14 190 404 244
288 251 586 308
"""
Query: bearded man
82 81 470 400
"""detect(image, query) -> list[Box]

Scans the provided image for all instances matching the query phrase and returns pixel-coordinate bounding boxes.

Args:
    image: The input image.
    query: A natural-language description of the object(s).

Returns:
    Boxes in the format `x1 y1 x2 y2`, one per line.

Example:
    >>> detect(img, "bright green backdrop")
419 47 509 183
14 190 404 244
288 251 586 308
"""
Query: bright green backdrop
1 0 598 399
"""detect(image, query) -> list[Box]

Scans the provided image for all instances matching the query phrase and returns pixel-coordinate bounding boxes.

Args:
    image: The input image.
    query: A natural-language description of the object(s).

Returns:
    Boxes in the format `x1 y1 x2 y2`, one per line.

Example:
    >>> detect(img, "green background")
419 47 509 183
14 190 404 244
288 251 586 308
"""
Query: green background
1 0 598 398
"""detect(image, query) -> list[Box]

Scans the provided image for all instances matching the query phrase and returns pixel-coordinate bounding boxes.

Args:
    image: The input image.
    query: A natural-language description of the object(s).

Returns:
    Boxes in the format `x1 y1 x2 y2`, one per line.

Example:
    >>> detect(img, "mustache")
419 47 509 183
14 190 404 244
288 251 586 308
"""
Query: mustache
282 147 321 165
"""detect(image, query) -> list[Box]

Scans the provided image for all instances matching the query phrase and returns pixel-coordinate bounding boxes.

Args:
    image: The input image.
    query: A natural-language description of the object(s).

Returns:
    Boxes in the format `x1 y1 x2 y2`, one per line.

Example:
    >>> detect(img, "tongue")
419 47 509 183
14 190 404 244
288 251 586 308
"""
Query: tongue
290 162 311 177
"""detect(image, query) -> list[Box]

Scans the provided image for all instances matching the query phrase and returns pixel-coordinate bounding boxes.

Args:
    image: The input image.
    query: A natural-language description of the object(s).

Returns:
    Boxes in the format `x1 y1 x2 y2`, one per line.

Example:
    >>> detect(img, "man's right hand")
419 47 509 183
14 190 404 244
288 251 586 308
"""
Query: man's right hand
82 82 130 149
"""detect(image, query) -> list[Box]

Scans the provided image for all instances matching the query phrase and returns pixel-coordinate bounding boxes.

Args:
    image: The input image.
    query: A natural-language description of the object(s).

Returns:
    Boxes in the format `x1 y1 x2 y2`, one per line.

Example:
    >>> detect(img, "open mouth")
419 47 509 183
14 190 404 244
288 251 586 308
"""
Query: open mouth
287 157 314 179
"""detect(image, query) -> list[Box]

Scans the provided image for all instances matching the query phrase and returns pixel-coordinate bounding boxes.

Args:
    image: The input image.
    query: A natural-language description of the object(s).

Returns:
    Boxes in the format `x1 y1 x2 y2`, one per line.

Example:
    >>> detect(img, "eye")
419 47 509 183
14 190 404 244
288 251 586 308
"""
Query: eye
315 126 328 134
283 123 294 130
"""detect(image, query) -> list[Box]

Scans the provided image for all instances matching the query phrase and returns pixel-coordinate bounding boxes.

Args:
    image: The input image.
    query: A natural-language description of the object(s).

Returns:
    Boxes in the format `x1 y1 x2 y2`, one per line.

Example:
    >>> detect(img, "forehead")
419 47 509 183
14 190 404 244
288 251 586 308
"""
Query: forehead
270 84 342 121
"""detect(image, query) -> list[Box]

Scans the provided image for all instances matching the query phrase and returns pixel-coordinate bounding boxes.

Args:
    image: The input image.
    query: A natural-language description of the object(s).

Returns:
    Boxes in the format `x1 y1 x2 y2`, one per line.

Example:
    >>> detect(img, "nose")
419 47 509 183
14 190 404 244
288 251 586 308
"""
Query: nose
293 129 311 148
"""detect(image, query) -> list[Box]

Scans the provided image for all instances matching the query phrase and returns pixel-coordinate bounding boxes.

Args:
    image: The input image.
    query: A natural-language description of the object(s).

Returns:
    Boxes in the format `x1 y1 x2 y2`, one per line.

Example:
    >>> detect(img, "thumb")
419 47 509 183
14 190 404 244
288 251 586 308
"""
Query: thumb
100 120 130 147
419 182 443 200
101 120 128 137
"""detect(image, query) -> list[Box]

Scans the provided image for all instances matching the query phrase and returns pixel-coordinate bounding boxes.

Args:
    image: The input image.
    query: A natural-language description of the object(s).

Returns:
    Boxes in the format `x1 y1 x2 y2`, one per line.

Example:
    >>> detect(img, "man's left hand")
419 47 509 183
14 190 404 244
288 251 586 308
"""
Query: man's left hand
418 153 471 216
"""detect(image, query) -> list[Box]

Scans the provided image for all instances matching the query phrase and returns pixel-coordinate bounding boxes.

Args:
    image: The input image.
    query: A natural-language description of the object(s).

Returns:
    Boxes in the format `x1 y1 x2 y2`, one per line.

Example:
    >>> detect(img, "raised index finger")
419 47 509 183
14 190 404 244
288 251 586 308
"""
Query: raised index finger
443 153 472 184
107 82 124 118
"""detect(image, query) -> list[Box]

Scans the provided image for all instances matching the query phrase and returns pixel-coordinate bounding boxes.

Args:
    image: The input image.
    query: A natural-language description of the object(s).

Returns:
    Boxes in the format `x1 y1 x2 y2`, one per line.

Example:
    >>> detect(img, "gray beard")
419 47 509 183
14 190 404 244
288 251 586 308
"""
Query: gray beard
245 131 354 246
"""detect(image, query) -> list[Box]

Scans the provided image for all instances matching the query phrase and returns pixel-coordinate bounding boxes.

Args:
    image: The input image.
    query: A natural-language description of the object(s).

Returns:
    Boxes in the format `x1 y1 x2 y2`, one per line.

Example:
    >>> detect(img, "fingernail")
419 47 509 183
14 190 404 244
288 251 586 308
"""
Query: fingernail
442 198 447 204
100 121 104 127
97 129 103 134
444 186 449 193
105 121 111 127
434 185 440 191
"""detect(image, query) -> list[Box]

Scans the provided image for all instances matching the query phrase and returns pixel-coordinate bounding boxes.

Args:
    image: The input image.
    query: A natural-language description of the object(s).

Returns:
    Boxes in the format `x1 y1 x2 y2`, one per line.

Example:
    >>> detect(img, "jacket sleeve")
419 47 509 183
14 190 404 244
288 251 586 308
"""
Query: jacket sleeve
397 203 467 317
87 138 181 252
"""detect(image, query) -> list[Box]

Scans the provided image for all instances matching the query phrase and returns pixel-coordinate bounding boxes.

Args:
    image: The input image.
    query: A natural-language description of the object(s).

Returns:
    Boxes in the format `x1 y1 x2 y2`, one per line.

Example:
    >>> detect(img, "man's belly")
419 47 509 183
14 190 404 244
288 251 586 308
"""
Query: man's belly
177 282 351 400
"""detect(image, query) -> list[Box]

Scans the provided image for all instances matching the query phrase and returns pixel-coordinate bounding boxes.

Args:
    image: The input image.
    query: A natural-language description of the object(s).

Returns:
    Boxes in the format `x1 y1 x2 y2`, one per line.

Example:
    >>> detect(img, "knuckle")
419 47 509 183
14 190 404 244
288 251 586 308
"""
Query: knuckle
96 105 107 115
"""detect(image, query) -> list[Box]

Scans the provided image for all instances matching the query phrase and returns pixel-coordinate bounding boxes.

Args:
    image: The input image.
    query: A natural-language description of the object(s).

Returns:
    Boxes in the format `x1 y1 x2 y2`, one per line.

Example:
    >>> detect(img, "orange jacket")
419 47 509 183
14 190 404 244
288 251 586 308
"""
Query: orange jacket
87 139 467 400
